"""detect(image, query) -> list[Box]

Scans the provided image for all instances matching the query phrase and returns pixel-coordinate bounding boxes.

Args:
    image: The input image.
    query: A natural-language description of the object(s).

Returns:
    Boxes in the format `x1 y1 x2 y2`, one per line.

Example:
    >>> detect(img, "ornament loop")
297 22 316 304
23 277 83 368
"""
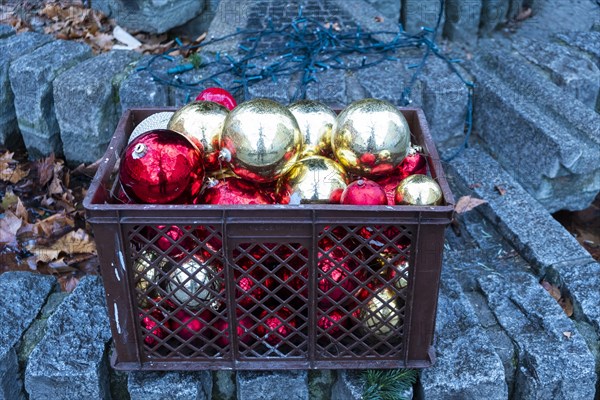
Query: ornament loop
219 148 232 163
132 143 147 159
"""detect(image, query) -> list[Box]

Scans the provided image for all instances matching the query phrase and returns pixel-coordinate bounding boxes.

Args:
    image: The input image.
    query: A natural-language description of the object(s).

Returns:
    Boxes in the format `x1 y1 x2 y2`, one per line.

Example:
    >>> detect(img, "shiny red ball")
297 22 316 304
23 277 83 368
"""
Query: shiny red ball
172 309 213 340
317 247 358 308
317 309 347 337
236 275 273 309
374 152 427 205
140 309 169 347
341 179 387 206
213 316 255 347
119 129 204 204
200 178 273 205
256 308 297 346
195 87 237 110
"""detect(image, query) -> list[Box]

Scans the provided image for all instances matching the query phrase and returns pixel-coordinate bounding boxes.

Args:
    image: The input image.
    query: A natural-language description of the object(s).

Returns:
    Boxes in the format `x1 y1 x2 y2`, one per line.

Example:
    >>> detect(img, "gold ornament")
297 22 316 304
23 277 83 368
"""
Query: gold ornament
129 112 174 144
133 250 168 308
359 287 401 338
166 255 223 311
288 100 336 158
275 156 347 204
167 101 229 171
394 174 443 206
332 98 411 177
380 257 409 290
219 98 302 183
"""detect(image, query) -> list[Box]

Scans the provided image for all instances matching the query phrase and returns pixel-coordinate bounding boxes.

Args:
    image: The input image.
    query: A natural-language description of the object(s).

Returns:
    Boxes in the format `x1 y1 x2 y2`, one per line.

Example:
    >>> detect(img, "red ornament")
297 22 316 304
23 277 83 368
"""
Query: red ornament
399 147 427 179
119 129 204 204
140 309 169 347
317 246 358 308
146 225 188 260
341 179 387 206
195 87 237 111
200 178 273 205
171 309 213 340
317 309 347 337
236 275 273 309
256 307 297 346
329 188 344 204
213 316 255 347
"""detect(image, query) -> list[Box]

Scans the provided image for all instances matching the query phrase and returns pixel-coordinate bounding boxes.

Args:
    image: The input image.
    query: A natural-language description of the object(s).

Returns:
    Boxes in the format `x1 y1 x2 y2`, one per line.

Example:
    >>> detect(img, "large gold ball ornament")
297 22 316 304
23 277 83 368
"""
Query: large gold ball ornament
394 174 443 206
219 98 302 183
129 112 174 144
167 101 229 171
133 250 168 308
359 287 401 338
275 156 348 204
288 100 337 158
166 255 223 311
332 98 411 177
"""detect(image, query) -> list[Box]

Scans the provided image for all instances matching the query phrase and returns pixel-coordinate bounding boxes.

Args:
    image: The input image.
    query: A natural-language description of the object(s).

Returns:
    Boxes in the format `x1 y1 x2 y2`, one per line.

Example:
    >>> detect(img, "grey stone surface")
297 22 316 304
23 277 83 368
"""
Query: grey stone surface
203 0 253 54
420 275 508 400
25 276 111 400
357 58 423 108
363 0 401 20
336 0 401 42
128 371 212 400
479 0 508 36
308 370 335 400
419 56 470 145
305 68 347 108
512 37 600 110
401 0 444 35
0 24 15 39
555 31 600 67
448 146 594 272
212 370 236 400
478 272 597 399
105 0 205 34
54 50 139 164
119 56 170 111
0 272 55 400
0 32 53 147
470 50 600 212
330 370 363 400
237 370 308 400
443 0 482 45
9 40 92 158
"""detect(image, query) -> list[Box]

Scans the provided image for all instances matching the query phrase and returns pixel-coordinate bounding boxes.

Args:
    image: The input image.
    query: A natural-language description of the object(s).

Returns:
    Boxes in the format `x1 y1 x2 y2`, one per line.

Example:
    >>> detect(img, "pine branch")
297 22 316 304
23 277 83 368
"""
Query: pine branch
362 369 418 400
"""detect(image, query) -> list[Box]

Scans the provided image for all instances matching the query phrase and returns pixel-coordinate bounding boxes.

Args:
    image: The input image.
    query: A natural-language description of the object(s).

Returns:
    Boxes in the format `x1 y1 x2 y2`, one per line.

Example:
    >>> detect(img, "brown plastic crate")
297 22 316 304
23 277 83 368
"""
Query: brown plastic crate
83 107 455 371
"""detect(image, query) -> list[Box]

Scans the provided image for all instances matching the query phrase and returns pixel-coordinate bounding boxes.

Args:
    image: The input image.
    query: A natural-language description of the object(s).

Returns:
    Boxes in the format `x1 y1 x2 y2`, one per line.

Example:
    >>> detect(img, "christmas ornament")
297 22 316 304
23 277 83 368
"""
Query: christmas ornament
236 275 273 309
395 174 443 206
256 307 297 346
171 309 213 341
275 156 347 204
318 246 358 308
359 287 401 338
341 179 387 206
332 98 411 177
375 145 427 205
196 87 237 110
288 100 337 158
166 255 223 310
213 316 255 347
133 250 168 308
317 309 346 337
119 129 204 204
144 225 191 261
278 265 308 297
384 258 409 291
167 101 229 171
129 112 174 144
219 98 302 183
140 309 169 347
200 178 273 205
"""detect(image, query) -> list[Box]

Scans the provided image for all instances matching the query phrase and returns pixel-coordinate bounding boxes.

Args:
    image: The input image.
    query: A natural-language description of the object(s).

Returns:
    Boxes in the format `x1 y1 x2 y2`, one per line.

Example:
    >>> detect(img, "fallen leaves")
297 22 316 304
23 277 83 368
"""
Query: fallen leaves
0 152 30 184
1 151 99 292
455 195 487 214
540 280 574 317
495 184 507 196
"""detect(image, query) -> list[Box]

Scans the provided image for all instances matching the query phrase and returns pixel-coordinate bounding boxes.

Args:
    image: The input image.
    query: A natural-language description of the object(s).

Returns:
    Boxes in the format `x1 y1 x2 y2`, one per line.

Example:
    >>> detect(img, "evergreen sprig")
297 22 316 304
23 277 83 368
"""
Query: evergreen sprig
362 369 418 400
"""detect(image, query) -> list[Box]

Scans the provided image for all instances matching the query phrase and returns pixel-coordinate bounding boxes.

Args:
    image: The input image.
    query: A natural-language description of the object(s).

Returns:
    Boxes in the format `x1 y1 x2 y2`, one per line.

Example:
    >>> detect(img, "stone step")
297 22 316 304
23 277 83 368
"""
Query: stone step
469 47 600 212
0 272 55 400
24 275 112 400
128 371 212 400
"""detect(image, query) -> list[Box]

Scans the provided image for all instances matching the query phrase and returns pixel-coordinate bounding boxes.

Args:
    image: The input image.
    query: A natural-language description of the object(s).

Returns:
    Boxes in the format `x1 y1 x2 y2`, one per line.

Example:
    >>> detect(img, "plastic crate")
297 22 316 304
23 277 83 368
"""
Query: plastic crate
83 107 455 370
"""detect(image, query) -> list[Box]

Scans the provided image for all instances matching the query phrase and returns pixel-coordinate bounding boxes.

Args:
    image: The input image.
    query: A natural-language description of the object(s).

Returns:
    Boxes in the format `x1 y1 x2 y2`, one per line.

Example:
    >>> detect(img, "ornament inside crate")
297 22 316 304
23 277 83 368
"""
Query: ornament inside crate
84 96 454 370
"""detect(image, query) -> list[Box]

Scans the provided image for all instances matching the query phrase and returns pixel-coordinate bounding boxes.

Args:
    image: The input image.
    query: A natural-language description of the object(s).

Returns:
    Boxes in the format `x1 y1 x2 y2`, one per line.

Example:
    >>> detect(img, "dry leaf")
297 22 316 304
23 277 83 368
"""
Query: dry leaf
0 164 30 183
28 228 96 264
88 32 114 51
36 153 55 186
455 195 487 214
0 211 23 245
374 16 384 22
495 185 507 196
14 197 28 223
516 7 532 21
113 25 141 49
58 273 80 293
1 189 19 211
563 331 572 339
541 280 574 317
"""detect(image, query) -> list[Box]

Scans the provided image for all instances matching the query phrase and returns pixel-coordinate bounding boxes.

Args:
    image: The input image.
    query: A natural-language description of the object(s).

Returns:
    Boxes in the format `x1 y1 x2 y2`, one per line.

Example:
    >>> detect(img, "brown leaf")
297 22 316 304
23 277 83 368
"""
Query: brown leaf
455 195 487 214
58 273 80 293
374 16 384 22
0 211 23 245
14 197 28 223
88 32 114 51
495 185 507 196
516 7 532 21
36 153 55 186
27 228 96 265
563 331 572 339
541 280 561 301
541 280 574 317
1 188 19 211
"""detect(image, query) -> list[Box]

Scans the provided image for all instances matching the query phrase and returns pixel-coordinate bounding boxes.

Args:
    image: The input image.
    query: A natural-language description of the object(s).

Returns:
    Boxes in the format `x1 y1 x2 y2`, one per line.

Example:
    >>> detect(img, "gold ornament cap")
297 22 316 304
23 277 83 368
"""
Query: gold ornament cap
394 174 443 206
332 98 411 177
